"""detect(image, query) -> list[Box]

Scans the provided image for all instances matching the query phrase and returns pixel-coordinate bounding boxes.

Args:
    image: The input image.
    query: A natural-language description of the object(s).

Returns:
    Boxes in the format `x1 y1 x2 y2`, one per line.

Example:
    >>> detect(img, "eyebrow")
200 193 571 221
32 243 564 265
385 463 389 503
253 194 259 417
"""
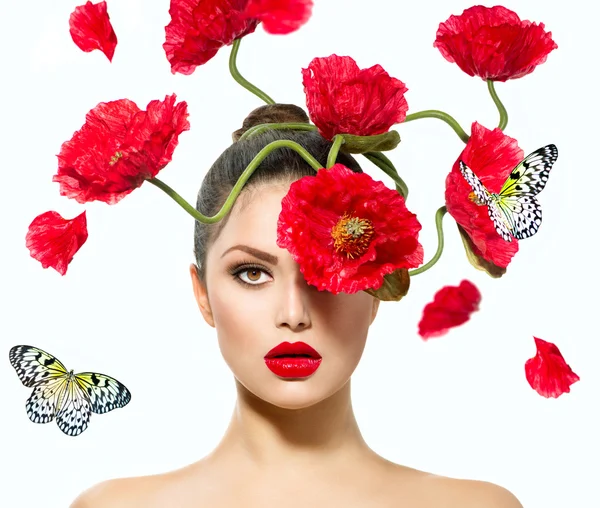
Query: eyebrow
220 244 279 265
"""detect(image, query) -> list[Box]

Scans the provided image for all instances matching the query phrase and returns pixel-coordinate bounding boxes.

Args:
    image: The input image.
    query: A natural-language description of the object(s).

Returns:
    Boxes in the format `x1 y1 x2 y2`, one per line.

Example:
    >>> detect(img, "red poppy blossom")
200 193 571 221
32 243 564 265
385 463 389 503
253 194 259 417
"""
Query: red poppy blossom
525 337 580 398
69 1 118 62
276 163 423 295
244 0 313 34
163 0 258 75
418 280 481 339
53 94 189 205
445 122 522 269
26 211 88 276
434 5 557 81
302 54 409 141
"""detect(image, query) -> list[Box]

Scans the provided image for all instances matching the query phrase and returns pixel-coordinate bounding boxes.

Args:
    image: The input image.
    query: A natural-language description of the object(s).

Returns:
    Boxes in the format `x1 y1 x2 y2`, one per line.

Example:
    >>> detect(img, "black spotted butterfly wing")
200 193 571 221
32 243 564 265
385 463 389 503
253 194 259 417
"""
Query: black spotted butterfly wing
9 345 131 436
459 144 558 241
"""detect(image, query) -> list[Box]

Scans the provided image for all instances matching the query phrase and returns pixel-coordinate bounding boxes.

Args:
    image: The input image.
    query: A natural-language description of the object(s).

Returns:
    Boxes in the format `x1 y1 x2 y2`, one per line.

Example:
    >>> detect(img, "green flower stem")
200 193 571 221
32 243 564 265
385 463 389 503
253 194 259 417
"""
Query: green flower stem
238 122 317 142
409 206 447 276
487 79 508 130
229 38 275 105
404 110 470 144
363 151 409 199
327 135 345 168
147 140 323 224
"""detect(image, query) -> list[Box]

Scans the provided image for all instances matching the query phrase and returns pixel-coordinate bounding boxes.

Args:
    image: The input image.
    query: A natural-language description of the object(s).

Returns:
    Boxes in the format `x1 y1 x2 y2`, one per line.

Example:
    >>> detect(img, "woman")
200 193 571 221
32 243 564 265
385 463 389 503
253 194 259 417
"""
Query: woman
71 104 523 507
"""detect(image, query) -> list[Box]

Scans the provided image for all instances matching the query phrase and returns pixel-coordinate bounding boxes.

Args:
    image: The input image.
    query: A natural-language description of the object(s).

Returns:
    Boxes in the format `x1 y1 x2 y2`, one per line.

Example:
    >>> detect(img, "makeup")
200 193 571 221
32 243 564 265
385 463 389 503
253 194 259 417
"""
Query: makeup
264 341 322 378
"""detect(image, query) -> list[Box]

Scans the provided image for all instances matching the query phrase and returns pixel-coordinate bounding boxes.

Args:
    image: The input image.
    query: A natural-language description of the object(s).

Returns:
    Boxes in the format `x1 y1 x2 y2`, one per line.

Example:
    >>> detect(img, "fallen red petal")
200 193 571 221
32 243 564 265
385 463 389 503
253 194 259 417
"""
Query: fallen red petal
525 337 580 398
418 280 481 339
26 211 88 276
69 1 118 62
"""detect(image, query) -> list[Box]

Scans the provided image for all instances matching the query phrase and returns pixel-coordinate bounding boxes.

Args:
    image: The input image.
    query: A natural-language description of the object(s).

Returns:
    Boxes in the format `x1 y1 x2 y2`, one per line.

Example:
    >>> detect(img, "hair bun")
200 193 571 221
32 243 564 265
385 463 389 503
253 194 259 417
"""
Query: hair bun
232 103 310 142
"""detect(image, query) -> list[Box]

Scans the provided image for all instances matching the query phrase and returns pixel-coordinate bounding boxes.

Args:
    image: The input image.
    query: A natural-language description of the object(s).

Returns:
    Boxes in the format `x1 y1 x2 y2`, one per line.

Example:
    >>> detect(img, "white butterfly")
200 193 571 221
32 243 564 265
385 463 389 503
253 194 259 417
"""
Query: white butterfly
459 144 558 242
9 345 131 436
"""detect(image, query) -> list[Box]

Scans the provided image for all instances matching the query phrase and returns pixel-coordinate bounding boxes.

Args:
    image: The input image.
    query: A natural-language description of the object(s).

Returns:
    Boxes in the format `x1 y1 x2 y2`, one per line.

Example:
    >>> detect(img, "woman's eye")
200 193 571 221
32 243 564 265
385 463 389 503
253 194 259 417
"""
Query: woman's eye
233 266 271 286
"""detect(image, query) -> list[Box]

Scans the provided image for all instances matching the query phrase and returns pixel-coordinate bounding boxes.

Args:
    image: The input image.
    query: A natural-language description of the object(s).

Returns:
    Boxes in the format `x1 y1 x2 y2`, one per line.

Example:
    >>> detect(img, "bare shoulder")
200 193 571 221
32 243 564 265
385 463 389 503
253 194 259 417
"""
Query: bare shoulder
383 462 522 508
426 474 524 507
70 476 157 508
69 464 202 508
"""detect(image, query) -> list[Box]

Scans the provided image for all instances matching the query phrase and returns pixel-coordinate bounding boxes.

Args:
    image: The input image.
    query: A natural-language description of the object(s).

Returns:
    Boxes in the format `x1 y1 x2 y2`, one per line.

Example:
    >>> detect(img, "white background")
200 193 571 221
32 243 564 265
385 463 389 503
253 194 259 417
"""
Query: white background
1 1 597 506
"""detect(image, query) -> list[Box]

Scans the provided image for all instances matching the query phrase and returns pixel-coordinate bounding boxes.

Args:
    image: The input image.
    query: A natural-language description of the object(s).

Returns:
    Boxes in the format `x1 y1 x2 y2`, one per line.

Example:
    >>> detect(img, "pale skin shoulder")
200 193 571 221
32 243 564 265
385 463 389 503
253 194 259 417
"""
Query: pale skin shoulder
71 461 523 508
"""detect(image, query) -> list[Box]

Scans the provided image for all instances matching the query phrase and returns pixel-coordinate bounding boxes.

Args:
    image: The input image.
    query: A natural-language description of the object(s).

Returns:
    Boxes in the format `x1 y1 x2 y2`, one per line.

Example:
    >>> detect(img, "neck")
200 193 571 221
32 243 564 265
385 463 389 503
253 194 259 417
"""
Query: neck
209 378 374 469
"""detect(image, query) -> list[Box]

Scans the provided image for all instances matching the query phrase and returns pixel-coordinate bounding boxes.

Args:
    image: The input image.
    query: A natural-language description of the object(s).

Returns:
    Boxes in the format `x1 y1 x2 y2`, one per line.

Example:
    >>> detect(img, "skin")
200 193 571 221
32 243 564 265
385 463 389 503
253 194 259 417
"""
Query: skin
71 182 523 508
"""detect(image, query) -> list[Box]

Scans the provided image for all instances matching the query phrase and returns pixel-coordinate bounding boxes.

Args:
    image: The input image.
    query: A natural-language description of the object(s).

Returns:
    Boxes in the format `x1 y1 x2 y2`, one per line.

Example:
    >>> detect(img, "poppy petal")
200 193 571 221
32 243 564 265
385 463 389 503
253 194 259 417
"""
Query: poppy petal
418 280 481 339
26 211 88 275
69 1 118 62
245 0 313 34
525 337 580 398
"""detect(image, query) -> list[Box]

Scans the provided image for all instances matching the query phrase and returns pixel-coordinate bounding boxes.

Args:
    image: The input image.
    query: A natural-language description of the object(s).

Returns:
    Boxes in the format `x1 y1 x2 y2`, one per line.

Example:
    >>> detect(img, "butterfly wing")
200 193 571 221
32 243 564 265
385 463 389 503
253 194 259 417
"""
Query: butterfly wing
459 160 491 205
497 195 543 240
55 379 93 436
487 200 514 242
499 144 558 198
9 345 69 387
75 372 131 414
25 376 69 424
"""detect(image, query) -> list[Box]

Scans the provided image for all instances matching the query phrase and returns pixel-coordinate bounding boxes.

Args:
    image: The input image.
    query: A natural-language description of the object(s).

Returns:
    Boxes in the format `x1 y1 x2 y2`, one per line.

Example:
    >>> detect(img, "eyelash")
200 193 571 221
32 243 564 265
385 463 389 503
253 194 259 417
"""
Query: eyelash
226 260 273 288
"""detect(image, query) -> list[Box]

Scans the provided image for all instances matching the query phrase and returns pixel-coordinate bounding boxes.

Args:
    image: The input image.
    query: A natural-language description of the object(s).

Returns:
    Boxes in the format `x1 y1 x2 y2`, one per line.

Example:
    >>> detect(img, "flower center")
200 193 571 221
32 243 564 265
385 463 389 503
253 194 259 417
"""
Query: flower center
331 212 374 259
109 151 123 165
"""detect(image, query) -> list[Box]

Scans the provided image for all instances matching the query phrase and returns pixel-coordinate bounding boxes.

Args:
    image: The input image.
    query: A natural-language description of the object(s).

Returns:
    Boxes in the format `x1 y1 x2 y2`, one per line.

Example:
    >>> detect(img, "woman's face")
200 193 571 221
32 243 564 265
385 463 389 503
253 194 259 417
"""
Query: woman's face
190 181 380 410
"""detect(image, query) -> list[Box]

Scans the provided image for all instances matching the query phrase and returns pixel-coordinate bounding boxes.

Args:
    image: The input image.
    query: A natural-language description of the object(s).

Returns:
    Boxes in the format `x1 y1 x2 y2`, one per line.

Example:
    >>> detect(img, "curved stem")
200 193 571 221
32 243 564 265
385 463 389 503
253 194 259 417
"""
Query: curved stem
229 38 275 105
363 151 409 199
409 206 447 276
238 122 317 142
404 110 470 144
147 140 323 224
487 80 508 130
327 135 345 168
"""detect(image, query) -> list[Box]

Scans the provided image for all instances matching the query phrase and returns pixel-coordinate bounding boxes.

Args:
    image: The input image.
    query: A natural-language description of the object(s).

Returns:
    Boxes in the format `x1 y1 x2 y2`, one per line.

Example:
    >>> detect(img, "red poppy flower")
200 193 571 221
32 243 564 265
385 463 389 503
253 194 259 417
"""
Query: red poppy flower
525 337 580 398
26 211 88 276
53 94 189 205
445 122 522 269
417 280 481 339
163 0 258 75
276 163 423 295
245 0 313 34
69 1 118 62
302 54 409 141
434 5 557 81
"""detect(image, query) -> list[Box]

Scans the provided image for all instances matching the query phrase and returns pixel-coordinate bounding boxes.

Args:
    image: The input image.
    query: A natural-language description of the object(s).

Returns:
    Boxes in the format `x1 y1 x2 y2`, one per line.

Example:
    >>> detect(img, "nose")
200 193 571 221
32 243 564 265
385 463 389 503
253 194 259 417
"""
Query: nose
275 269 312 330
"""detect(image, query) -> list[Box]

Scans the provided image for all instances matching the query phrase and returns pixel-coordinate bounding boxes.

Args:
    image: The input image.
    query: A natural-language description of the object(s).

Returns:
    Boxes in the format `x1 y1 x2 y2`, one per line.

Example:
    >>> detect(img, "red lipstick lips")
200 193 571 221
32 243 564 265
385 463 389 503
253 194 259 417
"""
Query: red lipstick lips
264 341 322 378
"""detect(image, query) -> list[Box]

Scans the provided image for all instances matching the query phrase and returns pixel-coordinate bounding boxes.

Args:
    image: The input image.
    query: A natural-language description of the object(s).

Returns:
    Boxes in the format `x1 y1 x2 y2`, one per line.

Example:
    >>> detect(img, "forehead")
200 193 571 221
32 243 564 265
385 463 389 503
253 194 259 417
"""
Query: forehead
215 183 291 247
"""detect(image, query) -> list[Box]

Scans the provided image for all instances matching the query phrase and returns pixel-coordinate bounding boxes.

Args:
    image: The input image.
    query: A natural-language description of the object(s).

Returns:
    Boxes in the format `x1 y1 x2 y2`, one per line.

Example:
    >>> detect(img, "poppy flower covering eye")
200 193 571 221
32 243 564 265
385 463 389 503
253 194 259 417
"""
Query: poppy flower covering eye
276 163 423 295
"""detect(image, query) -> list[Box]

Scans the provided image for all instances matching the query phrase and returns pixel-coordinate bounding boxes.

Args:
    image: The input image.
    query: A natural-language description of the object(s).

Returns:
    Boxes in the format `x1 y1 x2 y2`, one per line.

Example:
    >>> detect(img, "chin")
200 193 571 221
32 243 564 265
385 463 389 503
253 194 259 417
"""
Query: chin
240 375 345 411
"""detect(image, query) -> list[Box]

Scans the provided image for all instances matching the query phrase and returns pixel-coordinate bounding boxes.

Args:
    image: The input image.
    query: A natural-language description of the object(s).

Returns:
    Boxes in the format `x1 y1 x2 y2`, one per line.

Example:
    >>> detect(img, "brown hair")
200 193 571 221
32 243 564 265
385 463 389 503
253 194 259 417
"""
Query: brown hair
192 103 364 284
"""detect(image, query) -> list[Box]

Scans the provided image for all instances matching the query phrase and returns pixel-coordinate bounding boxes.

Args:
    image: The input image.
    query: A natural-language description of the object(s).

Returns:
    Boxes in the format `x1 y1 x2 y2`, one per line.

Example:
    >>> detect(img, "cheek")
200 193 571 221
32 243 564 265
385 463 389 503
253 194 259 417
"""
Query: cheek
209 288 268 360
318 294 375 360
